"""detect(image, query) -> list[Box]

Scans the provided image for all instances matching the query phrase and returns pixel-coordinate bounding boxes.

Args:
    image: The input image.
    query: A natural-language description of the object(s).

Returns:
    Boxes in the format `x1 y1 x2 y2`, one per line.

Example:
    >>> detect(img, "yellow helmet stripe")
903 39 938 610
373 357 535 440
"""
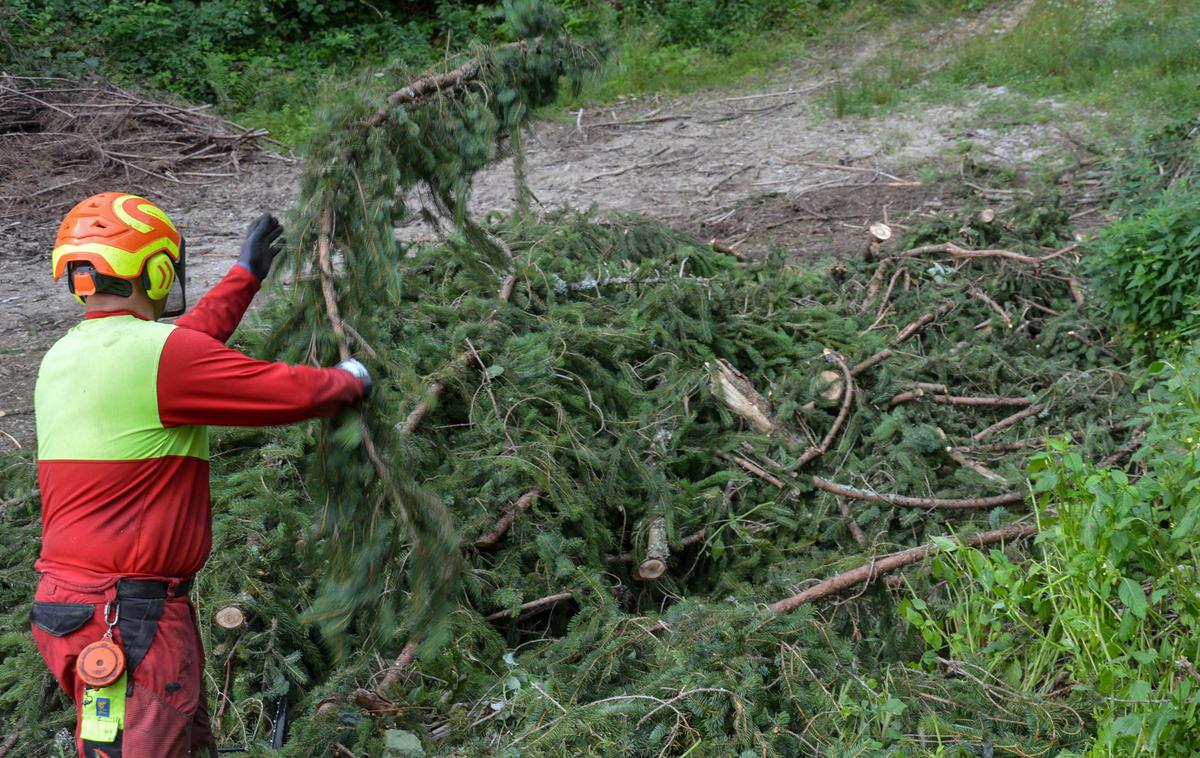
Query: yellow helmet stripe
52 238 181 279
137 202 178 233
112 194 155 234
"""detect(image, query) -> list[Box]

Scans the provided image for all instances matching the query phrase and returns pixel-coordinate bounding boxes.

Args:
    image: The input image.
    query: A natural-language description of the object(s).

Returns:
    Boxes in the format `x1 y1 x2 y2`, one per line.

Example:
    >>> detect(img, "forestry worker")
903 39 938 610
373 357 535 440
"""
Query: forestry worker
29 192 372 757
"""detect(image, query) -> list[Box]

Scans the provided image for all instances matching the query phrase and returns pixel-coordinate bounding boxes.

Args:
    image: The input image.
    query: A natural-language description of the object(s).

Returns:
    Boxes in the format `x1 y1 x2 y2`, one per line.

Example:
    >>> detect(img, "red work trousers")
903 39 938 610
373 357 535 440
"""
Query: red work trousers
30 574 217 758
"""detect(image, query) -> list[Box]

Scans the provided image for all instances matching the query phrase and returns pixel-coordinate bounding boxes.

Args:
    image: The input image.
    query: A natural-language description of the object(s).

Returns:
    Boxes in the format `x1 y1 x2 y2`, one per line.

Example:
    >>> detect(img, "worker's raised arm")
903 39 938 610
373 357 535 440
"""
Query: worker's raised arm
172 214 284 342
172 264 260 341
156 326 367 427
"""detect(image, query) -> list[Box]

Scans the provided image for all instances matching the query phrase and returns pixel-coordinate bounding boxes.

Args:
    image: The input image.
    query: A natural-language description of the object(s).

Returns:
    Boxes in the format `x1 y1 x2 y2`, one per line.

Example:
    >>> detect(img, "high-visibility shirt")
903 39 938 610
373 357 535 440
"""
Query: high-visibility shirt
34 265 364 584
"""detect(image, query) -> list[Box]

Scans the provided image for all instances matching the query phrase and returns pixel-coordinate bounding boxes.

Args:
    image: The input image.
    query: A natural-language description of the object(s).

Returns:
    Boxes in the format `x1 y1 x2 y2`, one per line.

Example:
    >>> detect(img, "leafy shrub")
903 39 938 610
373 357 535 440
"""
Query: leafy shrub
906 349 1200 755
1083 183 1200 355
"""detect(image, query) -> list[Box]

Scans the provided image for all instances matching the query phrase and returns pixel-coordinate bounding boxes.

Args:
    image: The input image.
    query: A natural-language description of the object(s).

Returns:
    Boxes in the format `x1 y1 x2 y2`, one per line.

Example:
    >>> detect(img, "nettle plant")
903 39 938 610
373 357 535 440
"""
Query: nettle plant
1084 182 1200 355
905 350 1200 756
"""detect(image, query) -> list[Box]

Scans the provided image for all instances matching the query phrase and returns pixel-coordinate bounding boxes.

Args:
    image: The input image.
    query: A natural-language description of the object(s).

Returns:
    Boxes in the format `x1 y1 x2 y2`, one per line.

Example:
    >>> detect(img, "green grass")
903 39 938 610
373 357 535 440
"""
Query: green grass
826 0 1200 132
560 29 809 107
949 0 1200 124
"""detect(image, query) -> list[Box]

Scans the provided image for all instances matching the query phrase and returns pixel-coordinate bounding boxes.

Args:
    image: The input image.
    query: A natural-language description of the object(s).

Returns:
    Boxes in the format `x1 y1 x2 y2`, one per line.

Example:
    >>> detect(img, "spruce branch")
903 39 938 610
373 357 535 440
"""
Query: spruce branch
473 488 543 549
896 243 1044 266
811 477 1026 509
972 404 1046 441
486 591 575 622
769 523 1038 613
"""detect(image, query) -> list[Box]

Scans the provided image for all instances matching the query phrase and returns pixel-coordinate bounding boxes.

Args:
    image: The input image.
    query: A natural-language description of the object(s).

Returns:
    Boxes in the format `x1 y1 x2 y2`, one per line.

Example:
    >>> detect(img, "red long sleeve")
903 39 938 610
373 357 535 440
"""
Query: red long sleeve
157 328 364 427
172 264 260 343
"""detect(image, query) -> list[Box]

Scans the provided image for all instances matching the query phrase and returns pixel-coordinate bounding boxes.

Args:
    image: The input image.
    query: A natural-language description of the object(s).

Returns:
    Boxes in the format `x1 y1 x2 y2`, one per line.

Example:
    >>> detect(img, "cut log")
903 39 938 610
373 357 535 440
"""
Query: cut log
215 606 246 630
818 369 843 403
865 222 892 262
633 518 670 581
709 359 781 436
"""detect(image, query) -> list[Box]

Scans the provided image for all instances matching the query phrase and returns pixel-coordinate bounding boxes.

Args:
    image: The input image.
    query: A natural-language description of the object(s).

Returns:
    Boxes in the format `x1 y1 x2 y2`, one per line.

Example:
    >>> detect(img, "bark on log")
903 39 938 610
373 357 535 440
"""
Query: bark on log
943 447 1007 484
317 207 350 362
378 639 419 692
851 348 892 376
633 517 669 581
811 476 1025 509
718 452 787 488
836 498 867 546
888 390 1032 408
968 286 1011 328
768 523 1037 613
859 260 890 313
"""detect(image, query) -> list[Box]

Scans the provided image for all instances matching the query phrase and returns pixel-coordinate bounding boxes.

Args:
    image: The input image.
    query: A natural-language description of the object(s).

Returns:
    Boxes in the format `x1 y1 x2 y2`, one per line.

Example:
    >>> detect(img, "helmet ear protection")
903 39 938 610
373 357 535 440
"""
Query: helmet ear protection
65 250 179 309
141 252 175 301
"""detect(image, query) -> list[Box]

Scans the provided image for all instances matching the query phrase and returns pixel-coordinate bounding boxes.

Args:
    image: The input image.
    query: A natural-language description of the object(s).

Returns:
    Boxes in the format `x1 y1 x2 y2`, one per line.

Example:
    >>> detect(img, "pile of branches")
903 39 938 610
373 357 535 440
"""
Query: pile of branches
0 74 280 216
0 4 1141 755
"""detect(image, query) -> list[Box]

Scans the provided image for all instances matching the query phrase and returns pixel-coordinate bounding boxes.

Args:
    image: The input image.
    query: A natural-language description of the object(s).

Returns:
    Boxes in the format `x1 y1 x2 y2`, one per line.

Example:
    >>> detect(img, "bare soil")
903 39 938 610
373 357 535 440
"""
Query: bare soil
0 0 1091 452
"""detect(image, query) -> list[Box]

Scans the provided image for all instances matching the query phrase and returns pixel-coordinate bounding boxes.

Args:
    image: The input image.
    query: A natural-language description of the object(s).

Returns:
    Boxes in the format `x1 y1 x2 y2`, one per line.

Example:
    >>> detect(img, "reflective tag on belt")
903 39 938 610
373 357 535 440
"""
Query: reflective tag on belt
80 673 126 743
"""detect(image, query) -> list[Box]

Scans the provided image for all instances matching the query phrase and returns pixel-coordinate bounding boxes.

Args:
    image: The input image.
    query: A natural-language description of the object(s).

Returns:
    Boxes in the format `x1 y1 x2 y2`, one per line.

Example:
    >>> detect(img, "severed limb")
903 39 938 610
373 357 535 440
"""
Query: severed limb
896 243 1043 266
811 476 1025 509
633 517 670 581
486 591 575 622
887 389 1033 408
768 523 1037 613
473 489 543 549
972 404 1044 442
709 359 787 437
851 303 956 377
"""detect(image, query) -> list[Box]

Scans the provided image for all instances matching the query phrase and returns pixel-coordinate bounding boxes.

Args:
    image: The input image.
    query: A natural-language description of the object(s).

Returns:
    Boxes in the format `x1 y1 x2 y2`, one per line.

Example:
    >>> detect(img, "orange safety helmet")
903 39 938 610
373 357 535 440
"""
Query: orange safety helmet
52 192 186 314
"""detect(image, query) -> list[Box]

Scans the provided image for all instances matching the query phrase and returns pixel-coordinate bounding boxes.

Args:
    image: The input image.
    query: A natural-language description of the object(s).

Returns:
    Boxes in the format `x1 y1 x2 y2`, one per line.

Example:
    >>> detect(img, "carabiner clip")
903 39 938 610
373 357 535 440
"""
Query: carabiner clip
102 601 120 640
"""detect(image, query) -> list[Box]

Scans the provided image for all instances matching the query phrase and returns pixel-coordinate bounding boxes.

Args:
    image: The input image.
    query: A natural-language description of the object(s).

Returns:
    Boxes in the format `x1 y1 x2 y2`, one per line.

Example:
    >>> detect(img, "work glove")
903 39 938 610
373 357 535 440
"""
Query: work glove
337 358 373 400
237 213 285 282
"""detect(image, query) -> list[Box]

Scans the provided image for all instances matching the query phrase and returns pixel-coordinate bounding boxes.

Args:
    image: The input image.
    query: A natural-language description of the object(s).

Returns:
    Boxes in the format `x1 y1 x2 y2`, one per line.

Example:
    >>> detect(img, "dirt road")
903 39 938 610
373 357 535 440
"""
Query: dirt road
0 0 1079 452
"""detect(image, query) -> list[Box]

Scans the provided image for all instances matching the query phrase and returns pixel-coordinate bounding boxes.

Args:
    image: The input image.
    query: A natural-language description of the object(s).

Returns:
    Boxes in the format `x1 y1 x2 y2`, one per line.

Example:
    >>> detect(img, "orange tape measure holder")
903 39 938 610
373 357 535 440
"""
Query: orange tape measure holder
77 601 125 688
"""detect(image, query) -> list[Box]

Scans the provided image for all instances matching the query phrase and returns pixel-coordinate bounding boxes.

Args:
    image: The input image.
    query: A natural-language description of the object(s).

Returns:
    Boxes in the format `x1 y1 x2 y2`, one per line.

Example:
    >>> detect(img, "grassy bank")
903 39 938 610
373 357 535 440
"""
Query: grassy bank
833 0 1200 131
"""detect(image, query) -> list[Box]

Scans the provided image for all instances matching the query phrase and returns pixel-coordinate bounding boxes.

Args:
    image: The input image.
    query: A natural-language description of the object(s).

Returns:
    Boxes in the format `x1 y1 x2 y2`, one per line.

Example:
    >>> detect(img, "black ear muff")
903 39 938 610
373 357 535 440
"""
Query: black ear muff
66 262 133 304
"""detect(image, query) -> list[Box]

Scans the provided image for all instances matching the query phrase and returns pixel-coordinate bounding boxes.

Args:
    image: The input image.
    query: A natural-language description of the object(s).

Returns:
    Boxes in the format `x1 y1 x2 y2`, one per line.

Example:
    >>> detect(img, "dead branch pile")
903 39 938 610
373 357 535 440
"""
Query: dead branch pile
0 74 281 218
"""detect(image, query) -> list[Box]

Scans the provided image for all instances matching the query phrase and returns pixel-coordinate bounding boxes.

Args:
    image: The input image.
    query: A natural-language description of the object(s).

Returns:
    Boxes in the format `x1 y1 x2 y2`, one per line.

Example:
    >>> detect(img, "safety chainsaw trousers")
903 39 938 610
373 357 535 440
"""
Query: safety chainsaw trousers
30 574 217 758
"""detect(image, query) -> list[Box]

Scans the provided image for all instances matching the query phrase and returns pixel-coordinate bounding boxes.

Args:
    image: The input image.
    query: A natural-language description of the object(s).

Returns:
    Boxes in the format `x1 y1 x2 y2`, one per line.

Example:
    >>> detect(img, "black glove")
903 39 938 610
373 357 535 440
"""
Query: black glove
336 358 373 400
237 213 284 282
